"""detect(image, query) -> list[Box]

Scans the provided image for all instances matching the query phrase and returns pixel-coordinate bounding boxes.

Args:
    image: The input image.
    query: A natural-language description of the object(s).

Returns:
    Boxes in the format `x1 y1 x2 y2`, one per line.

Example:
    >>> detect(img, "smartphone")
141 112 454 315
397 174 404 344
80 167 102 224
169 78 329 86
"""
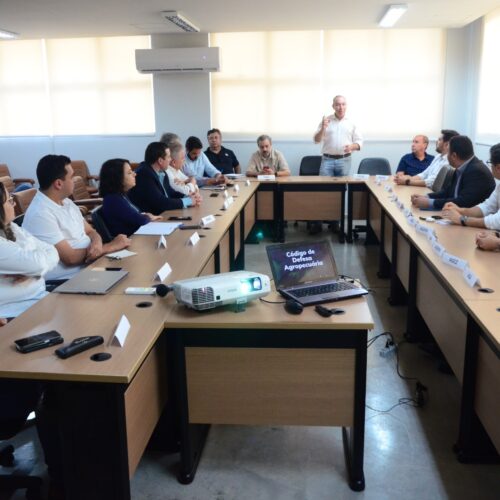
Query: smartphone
15 330 64 354
168 216 192 221
179 224 202 230
105 267 123 271
210 193 219 197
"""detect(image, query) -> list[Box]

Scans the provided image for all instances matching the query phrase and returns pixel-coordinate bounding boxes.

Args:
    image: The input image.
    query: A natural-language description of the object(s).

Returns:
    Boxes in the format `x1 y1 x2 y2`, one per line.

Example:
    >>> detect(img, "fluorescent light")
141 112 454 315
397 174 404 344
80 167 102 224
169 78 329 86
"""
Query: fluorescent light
161 11 199 33
0 29 19 40
379 4 408 28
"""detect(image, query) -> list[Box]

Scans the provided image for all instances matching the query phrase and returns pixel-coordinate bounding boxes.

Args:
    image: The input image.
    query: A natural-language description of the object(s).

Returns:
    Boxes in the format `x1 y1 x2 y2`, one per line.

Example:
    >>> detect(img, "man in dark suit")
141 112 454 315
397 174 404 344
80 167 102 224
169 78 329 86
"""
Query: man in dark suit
128 142 201 215
411 135 495 210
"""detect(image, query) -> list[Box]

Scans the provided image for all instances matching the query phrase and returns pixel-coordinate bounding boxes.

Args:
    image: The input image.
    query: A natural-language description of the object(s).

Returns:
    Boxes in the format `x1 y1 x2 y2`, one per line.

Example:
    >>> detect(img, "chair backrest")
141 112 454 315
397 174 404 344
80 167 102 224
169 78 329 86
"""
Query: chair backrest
0 176 15 193
0 164 10 178
91 206 113 243
299 156 322 176
431 165 454 193
130 162 141 171
71 176 90 200
71 160 91 182
357 158 391 176
12 188 37 216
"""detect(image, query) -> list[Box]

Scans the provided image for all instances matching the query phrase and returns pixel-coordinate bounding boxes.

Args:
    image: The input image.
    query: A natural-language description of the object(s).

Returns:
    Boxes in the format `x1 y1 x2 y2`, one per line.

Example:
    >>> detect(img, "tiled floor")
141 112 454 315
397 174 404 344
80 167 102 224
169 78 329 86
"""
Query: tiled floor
2 225 499 499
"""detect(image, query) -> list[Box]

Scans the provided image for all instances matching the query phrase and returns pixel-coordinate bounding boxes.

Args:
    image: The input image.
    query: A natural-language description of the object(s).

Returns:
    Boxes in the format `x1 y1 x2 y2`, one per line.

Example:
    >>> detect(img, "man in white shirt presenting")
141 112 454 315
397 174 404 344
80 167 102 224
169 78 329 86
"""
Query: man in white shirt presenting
443 143 500 230
314 95 363 177
394 129 459 188
23 155 130 281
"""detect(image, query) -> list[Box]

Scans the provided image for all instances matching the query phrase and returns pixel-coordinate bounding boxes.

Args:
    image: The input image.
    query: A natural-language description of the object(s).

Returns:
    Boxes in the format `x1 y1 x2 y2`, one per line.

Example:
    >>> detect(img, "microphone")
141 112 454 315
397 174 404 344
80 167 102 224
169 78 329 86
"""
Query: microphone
155 284 172 297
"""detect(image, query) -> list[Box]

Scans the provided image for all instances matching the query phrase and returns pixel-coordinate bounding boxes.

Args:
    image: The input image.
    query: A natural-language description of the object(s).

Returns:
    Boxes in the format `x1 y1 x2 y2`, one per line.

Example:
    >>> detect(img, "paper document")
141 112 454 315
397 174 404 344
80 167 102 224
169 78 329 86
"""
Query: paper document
106 249 137 260
134 222 180 236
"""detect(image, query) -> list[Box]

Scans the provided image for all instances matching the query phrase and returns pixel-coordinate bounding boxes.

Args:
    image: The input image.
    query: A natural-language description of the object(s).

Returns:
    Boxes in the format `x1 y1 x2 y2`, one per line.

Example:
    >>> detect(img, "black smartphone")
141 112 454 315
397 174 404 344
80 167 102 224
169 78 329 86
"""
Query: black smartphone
168 216 192 221
105 267 123 271
15 330 64 354
179 224 202 230
210 193 219 197
432 215 443 220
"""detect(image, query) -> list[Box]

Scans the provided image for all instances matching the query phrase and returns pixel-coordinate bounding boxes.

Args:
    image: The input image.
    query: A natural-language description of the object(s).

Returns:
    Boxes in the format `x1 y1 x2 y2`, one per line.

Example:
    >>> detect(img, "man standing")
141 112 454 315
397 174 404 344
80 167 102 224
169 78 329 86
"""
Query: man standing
314 95 362 177
183 136 226 186
394 130 459 187
128 142 201 215
23 155 130 281
205 128 241 174
395 135 434 176
443 143 500 229
411 136 495 210
246 135 290 177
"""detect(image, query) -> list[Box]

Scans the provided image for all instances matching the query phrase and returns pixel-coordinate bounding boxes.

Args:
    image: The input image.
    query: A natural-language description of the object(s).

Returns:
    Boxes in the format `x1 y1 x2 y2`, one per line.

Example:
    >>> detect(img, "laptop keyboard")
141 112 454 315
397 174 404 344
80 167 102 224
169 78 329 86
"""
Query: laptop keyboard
292 281 358 298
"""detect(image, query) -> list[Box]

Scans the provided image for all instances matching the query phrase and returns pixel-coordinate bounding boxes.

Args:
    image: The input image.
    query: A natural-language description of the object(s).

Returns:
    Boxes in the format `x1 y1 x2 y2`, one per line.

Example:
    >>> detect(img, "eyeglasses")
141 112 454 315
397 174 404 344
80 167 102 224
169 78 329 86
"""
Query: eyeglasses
7 196 15 206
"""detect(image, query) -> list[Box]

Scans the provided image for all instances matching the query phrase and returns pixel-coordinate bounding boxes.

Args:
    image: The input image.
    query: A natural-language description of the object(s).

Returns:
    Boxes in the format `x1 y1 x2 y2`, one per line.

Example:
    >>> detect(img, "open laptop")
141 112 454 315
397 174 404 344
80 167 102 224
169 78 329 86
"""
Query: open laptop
266 240 368 305
54 269 129 295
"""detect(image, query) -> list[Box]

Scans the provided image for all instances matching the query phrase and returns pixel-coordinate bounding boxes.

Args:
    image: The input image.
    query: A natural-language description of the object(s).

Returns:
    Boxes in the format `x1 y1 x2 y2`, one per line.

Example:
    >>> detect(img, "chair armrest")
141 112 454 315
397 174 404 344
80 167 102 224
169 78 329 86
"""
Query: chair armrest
78 206 89 216
13 178 35 186
74 198 103 208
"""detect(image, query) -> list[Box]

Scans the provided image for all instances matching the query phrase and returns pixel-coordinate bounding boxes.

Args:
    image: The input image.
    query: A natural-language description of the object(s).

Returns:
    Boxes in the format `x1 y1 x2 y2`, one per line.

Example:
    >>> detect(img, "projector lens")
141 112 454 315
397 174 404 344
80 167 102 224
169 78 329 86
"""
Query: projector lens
240 277 262 293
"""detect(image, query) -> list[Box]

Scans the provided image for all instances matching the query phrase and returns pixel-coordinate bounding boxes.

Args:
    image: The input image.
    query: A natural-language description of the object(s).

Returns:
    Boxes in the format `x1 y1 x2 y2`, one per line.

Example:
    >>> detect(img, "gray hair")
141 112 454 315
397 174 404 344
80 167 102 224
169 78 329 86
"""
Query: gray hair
257 134 272 145
170 141 185 160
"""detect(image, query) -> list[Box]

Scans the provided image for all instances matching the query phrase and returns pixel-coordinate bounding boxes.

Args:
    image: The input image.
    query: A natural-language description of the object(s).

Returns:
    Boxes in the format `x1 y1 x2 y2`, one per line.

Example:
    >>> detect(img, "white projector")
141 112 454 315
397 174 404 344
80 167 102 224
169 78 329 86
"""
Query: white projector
172 271 271 311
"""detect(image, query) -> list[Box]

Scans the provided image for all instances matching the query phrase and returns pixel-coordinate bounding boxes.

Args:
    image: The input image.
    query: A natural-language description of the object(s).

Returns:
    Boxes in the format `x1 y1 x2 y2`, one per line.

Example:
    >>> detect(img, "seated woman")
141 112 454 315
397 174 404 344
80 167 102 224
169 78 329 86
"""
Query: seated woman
99 158 162 237
0 181 59 319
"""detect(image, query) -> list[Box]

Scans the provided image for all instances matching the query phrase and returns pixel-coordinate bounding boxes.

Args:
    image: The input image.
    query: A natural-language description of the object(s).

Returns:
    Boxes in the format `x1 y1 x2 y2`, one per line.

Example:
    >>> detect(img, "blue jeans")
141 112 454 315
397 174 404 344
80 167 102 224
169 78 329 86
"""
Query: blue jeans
319 156 351 177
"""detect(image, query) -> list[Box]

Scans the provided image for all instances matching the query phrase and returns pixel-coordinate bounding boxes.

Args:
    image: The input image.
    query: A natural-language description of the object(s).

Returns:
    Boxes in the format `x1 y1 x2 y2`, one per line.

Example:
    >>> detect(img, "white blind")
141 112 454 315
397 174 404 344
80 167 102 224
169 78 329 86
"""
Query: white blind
0 36 153 136
210 30 445 139
477 8 500 143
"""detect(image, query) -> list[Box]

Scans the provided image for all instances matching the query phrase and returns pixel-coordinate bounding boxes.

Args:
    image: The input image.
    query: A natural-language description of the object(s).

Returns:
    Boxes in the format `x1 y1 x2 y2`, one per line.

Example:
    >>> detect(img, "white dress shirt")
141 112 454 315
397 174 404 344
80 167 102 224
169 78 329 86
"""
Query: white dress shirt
418 153 449 188
478 182 500 230
315 115 363 155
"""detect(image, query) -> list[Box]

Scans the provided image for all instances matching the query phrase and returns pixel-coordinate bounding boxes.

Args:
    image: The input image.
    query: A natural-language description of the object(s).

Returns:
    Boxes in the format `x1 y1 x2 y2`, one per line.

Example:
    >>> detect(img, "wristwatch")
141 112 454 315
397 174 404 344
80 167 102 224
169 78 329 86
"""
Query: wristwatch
405 179 410 186
460 215 468 226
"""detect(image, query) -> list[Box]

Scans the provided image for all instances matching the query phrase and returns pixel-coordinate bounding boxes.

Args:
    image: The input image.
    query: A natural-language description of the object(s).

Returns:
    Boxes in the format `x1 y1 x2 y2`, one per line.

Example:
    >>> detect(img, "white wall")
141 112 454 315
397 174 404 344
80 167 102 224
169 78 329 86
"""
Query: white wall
0 22 492 180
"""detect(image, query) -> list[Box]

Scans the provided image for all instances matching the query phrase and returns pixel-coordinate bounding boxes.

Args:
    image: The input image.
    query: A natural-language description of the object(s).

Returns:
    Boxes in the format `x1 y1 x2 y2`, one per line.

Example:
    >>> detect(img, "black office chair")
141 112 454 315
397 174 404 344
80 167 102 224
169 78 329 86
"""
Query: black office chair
353 157 391 239
431 165 454 192
91 206 113 244
0 381 43 499
299 156 322 176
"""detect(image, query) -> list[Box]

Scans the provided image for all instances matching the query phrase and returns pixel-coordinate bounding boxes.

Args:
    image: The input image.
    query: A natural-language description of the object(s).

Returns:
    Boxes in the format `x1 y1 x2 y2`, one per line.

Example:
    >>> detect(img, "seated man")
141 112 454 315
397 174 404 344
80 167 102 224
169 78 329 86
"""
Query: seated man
205 128 241 174
395 135 434 177
23 155 130 281
395 130 459 187
182 136 226 186
160 132 181 150
128 142 201 215
476 231 500 251
442 143 500 229
411 136 496 210
246 135 290 177
167 142 199 196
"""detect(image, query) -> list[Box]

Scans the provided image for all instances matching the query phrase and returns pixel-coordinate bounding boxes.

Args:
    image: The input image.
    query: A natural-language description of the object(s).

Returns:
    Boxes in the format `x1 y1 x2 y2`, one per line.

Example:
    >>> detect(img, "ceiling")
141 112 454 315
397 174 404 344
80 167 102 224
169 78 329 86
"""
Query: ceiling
1 0 498 39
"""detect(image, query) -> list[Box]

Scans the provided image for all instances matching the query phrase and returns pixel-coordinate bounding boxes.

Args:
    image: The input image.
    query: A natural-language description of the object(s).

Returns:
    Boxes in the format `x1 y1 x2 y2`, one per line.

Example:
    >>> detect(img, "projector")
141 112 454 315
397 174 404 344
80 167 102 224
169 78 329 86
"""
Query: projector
172 271 271 311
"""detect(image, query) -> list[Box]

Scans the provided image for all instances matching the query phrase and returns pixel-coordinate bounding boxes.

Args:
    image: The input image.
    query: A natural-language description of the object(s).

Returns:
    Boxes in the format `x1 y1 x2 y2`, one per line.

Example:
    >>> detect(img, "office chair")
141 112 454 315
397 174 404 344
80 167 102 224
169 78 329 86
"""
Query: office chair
431 165 454 192
12 188 37 217
91 206 113 244
353 157 391 239
0 382 43 500
299 156 322 176
71 160 99 195
0 176 15 194
0 164 35 189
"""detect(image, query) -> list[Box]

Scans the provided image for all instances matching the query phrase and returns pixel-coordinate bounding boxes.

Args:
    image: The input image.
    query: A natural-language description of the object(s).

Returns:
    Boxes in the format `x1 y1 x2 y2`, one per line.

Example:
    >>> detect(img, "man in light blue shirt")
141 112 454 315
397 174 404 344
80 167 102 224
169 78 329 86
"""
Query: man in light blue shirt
182 136 226 187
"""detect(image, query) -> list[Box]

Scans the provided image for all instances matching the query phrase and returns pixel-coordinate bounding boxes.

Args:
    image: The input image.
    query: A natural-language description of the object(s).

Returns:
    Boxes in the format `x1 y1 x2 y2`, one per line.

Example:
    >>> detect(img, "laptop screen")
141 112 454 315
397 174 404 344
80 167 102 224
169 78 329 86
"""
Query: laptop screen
266 240 338 289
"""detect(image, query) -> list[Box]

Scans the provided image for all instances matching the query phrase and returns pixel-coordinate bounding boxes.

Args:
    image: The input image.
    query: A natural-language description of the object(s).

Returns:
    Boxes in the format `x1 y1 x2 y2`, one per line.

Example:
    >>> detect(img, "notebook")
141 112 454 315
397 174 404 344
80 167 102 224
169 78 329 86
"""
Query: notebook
266 240 368 305
54 269 129 295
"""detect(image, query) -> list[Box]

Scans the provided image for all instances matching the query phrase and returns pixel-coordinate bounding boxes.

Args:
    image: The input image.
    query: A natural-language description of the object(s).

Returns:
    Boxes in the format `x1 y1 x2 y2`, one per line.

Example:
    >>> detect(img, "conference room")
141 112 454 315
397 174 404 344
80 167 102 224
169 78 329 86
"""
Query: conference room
0 1 499 499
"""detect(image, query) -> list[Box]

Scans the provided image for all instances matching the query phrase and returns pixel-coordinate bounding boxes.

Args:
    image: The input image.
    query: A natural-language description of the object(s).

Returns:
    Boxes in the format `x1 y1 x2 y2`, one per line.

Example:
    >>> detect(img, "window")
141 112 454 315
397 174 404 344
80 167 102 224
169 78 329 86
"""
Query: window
210 30 445 139
476 8 500 143
0 36 153 136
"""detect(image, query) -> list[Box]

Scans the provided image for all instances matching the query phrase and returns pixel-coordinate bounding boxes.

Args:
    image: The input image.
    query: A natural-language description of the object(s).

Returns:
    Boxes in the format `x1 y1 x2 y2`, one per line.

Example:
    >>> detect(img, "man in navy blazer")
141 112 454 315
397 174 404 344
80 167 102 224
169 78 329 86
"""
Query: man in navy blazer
128 142 201 215
411 135 495 211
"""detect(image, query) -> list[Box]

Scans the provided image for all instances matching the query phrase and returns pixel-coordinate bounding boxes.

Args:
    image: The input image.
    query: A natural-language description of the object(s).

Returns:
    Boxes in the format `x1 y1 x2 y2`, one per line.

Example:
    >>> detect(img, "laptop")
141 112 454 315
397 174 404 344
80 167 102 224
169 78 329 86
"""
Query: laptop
54 269 129 295
266 240 368 305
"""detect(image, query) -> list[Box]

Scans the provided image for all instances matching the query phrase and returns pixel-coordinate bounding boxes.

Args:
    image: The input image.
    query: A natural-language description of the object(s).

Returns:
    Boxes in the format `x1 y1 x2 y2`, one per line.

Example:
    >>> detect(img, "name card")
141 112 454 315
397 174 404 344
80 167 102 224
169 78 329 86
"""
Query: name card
245 179 251 187
189 232 200 246
432 241 445 257
112 315 130 347
233 184 240 194
407 216 417 226
155 262 172 282
463 266 480 288
377 175 390 182
397 200 404 210
442 252 468 270
384 185 393 192
257 174 276 181
426 230 437 243
222 200 229 210
353 173 369 180
404 208 412 218
157 235 167 249
389 194 397 202
223 189 229 199
416 223 431 235
201 214 215 226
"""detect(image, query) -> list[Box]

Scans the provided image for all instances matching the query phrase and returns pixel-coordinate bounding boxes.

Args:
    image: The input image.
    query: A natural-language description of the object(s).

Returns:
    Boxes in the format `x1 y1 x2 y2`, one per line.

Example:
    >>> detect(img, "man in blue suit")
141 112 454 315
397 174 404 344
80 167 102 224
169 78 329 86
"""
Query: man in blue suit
128 142 202 215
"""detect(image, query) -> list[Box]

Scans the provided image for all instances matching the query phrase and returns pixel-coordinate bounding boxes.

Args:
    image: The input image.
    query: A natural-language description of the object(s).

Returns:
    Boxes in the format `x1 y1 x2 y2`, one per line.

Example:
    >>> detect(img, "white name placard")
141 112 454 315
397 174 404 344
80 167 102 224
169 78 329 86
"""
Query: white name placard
376 175 390 182
432 241 445 257
189 232 200 246
463 266 480 288
201 214 215 226
397 200 404 210
385 185 393 192
442 252 468 270
245 179 251 187
416 224 431 235
155 262 172 282
426 230 437 243
353 173 369 180
157 235 167 249
223 189 229 199
112 315 131 347
407 216 417 226
404 208 412 218
233 184 240 194
257 175 276 181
